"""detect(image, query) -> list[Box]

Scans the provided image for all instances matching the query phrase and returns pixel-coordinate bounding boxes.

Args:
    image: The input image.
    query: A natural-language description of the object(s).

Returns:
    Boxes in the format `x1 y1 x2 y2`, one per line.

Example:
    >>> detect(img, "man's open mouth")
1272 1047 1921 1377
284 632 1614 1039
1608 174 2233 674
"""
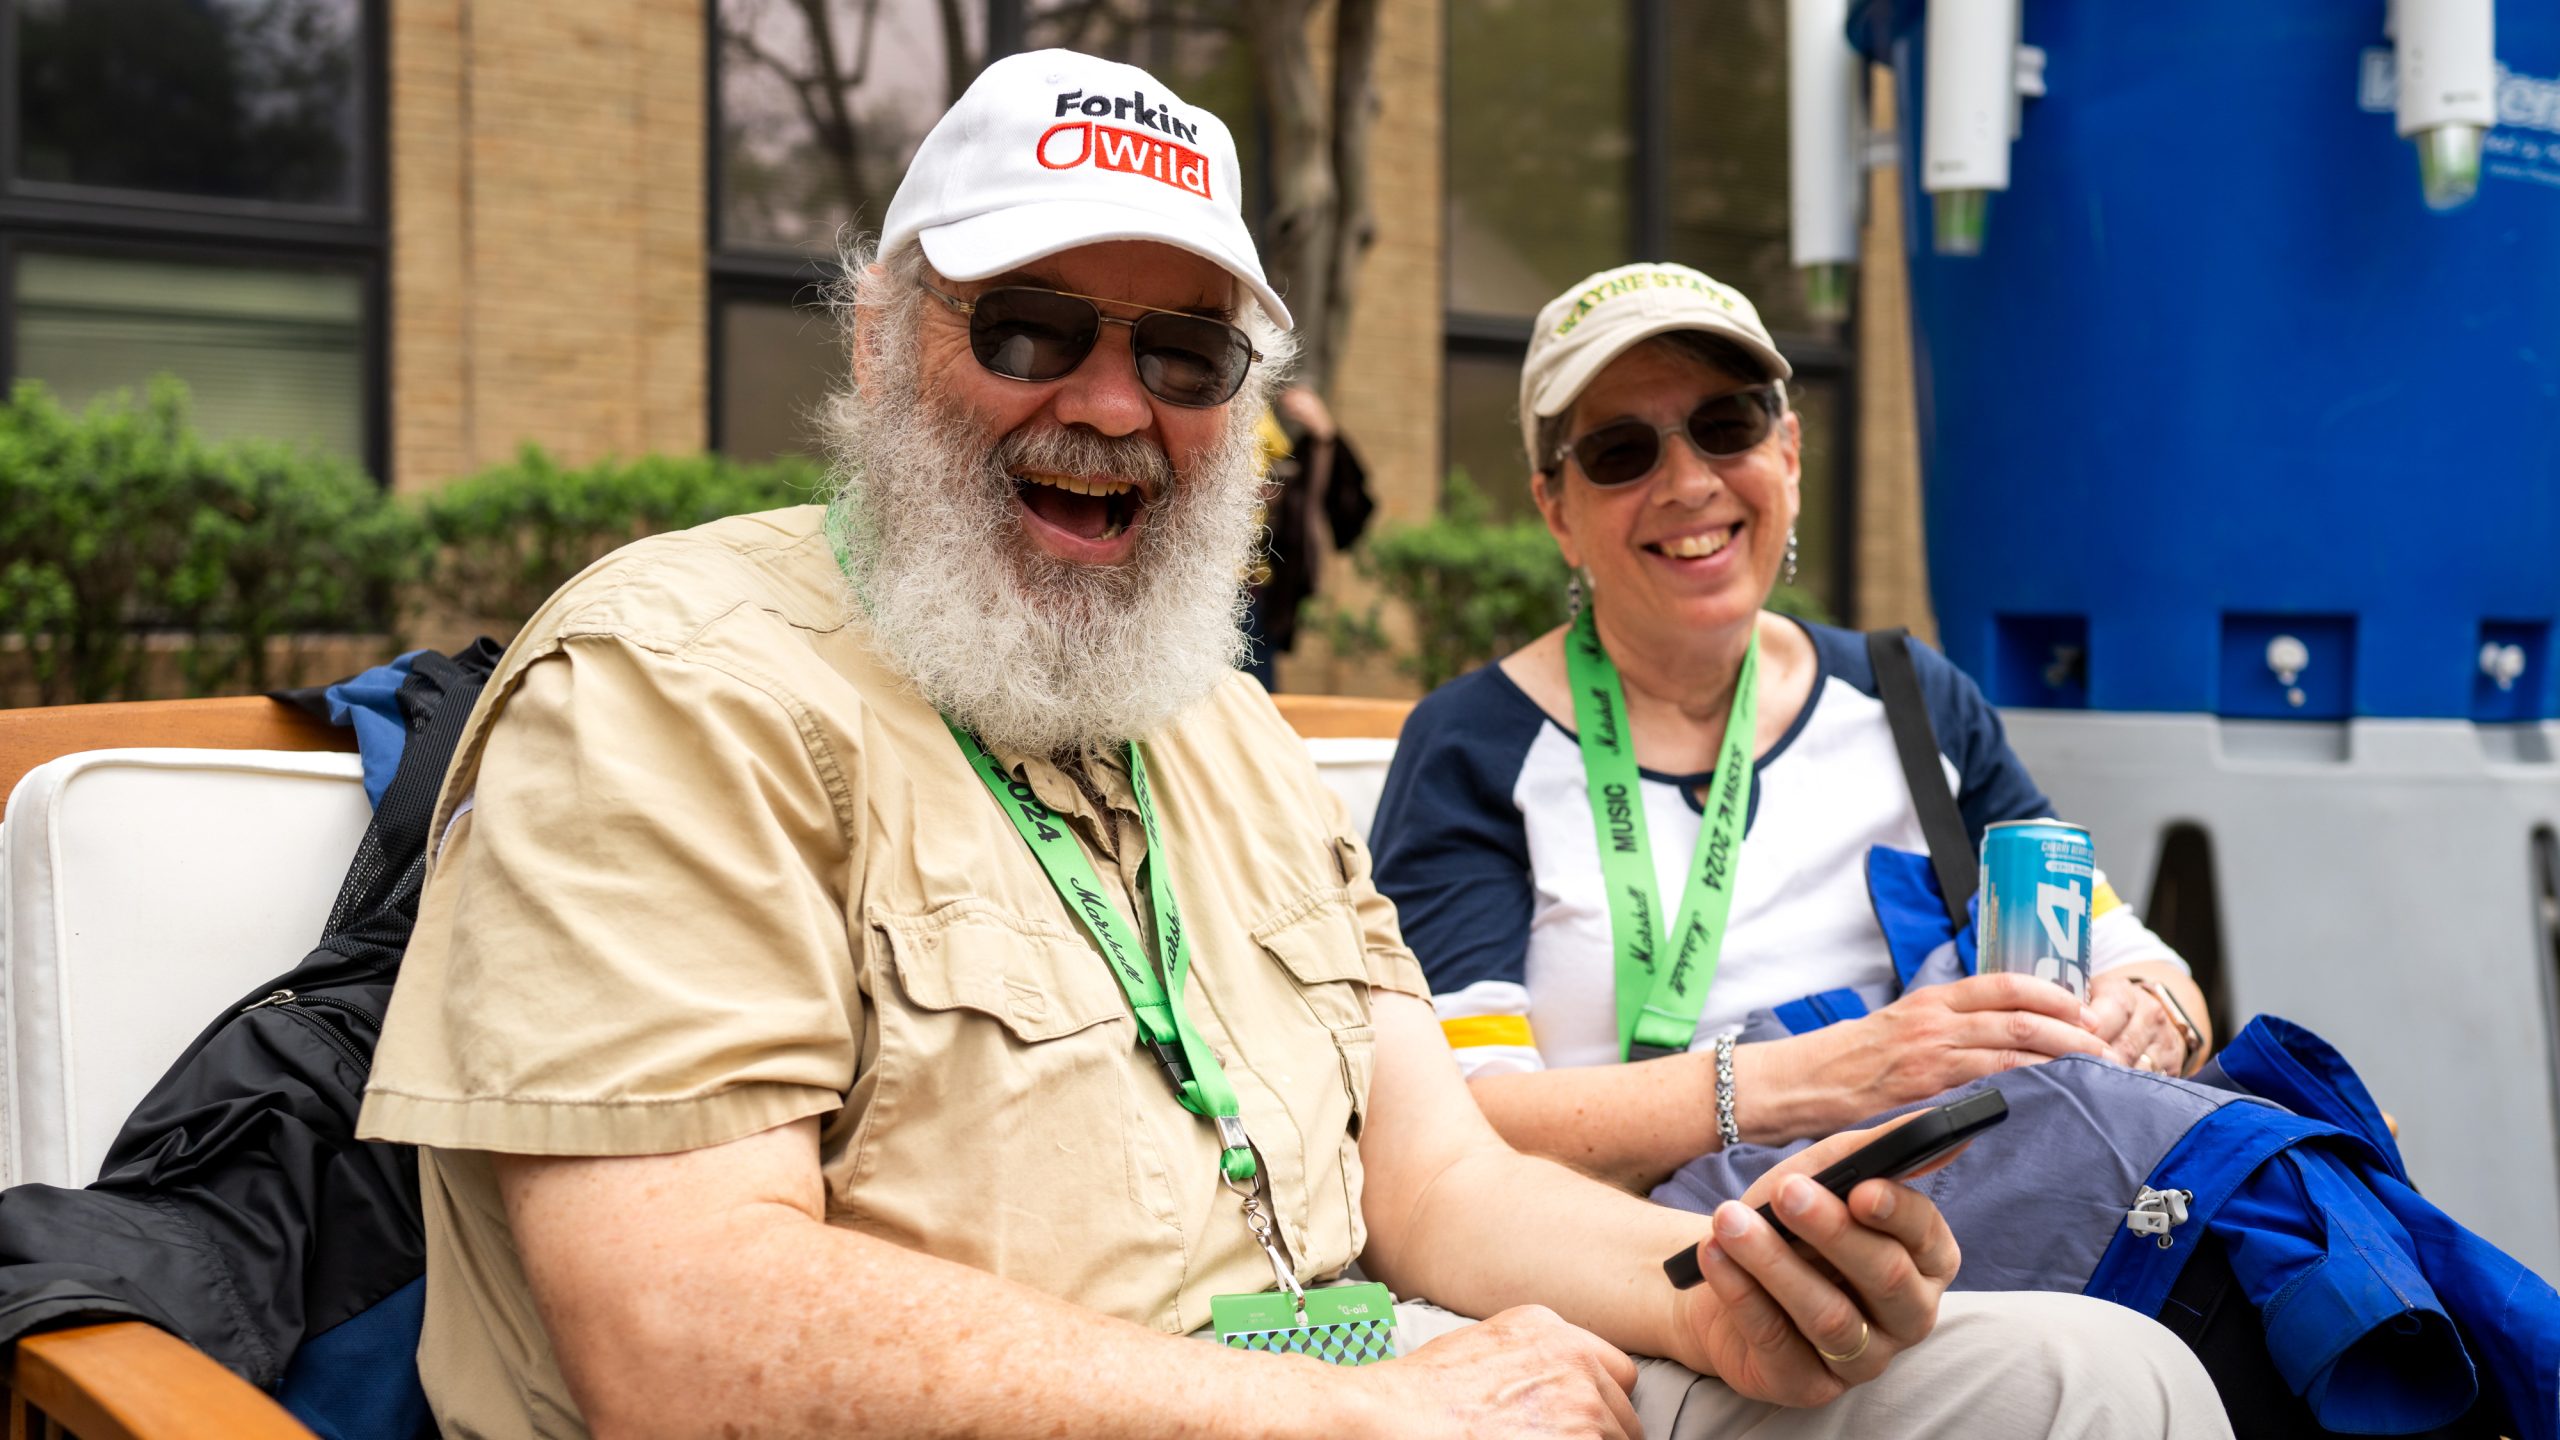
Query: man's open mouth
1013 471 1144 542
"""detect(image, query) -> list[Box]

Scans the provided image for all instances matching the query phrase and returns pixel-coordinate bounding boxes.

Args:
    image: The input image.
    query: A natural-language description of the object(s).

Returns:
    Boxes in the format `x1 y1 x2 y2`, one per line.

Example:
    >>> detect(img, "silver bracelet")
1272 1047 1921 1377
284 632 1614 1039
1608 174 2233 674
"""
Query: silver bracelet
1713 1034 1741 1148
2131 978 2207 1074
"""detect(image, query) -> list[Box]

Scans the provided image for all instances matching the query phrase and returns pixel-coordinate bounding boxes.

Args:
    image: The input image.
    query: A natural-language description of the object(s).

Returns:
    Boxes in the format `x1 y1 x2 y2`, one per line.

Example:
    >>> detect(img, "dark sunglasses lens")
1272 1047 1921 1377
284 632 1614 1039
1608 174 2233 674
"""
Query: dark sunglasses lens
1131 312 1254 407
968 288 1101 381
1686 389 1776 457
1572 422 1665 486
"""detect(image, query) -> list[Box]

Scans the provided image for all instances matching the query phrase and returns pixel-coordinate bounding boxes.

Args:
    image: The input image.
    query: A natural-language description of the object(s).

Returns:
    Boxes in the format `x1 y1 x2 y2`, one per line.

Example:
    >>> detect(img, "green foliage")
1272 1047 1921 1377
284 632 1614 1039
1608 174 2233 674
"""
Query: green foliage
1320 473 1575 692
418 446 828 630
1322 472 1835 692
0 377 830 703
0 378 416 703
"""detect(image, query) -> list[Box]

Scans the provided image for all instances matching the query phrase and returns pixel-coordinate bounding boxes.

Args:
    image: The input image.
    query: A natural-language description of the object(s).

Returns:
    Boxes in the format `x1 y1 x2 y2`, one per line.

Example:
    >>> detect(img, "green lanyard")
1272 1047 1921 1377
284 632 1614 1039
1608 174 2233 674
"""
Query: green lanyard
1564 605 1759 1062
945 723 1258 1185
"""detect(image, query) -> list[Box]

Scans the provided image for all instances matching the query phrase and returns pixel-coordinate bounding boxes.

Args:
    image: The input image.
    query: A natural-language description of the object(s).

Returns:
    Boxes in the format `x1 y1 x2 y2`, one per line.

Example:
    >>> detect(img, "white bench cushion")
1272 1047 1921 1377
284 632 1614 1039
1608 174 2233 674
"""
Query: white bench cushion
1304 736 1399 843
0 748 370 1188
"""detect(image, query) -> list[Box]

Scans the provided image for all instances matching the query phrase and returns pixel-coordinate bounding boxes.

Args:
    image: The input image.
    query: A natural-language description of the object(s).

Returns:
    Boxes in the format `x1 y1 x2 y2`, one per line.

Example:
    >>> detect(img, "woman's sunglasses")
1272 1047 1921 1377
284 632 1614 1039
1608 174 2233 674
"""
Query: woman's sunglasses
920 281 1262 409
1557 384 1788 488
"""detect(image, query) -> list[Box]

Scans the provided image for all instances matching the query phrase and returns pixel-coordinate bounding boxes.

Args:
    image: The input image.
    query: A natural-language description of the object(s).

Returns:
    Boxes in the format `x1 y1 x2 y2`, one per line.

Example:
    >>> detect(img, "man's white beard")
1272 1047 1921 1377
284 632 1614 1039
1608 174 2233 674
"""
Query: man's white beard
824 328 1265 759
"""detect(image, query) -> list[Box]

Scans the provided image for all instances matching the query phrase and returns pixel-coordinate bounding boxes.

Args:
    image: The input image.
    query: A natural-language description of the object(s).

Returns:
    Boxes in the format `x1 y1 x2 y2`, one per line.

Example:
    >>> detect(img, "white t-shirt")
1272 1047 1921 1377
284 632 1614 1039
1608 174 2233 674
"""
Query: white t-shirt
1369 619 2181 1076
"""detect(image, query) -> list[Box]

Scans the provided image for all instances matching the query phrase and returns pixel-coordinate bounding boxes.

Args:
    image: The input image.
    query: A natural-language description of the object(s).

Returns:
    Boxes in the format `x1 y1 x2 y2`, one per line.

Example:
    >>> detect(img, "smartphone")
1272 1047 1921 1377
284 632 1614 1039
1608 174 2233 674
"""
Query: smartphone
1662 1090 2009 1290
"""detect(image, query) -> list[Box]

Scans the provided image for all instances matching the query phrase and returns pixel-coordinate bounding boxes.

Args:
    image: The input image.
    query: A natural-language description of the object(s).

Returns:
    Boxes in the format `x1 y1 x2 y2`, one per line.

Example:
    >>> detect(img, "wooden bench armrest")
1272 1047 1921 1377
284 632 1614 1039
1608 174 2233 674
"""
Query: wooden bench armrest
0 697 355 824
1271 693 1414 740
12 1323 313 1439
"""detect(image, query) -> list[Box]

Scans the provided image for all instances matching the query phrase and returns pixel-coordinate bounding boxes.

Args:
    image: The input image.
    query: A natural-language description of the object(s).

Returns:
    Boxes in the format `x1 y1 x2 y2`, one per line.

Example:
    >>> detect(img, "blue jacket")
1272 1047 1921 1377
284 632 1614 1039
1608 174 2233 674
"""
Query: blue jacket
1656 847 2560 1438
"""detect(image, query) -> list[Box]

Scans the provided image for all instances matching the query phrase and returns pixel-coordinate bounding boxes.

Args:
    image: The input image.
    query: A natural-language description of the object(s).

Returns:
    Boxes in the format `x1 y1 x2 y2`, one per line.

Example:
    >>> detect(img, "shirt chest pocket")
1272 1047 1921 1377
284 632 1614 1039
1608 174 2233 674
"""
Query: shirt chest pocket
843 901 1184 1292
863 902 1137 1122
1254 897 1373 1036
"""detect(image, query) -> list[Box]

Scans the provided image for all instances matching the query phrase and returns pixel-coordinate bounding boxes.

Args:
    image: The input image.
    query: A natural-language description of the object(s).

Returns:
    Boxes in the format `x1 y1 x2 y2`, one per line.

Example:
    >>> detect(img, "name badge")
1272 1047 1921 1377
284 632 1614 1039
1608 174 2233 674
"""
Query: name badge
1211 1282 1398 1366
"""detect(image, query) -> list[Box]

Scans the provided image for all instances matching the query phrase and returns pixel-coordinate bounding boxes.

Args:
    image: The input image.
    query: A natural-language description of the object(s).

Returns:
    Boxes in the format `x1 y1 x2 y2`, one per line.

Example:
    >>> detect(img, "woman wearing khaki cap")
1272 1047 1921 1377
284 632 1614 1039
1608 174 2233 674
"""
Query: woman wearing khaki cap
1370 261 2212 1188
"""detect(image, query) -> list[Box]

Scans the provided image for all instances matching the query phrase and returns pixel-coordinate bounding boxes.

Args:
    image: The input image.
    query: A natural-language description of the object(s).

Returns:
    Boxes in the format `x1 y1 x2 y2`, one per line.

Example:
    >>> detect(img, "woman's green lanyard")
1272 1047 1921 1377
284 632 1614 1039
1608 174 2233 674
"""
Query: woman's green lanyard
945 723 1256 1183
1564 604 1759 1062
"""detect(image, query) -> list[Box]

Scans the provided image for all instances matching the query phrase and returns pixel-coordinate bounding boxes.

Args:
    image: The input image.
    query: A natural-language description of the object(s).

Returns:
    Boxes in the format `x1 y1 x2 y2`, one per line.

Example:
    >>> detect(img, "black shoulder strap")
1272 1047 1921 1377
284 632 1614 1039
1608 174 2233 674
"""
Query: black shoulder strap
1867 628 1977 930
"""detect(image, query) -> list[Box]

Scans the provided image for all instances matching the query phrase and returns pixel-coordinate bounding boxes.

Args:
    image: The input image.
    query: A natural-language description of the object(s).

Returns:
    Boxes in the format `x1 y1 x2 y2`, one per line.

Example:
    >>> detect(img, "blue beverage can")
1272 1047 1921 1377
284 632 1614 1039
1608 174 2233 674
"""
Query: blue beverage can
1977 818 2096 1000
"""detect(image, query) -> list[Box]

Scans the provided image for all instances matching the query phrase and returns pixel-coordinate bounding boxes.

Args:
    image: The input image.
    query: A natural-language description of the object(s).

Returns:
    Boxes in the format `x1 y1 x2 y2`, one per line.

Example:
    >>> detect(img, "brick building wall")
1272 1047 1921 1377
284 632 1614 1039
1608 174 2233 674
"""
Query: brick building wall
391 0 707 492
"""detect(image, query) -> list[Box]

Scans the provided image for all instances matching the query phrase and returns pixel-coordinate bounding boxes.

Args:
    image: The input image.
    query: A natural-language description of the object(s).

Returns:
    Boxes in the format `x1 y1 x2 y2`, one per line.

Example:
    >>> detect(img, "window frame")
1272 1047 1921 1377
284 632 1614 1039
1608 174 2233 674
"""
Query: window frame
1440 0 1859 619
0 0 391 482
700 0 998 456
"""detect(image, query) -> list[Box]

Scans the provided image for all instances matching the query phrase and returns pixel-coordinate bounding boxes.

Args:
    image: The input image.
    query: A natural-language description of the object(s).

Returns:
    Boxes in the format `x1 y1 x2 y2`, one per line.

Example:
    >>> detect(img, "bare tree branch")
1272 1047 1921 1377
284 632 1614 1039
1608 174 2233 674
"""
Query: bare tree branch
1320 0 1381 393
934 0 980 104
791 0 878 210
1246 0 1337 389
1029 0 1119 53
716 0 875 219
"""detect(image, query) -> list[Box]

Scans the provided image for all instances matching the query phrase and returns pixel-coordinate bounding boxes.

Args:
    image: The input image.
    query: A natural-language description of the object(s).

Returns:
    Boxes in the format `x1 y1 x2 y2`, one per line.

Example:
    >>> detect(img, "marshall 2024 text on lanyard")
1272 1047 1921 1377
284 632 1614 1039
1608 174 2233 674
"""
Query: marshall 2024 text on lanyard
1564 604 1759 1062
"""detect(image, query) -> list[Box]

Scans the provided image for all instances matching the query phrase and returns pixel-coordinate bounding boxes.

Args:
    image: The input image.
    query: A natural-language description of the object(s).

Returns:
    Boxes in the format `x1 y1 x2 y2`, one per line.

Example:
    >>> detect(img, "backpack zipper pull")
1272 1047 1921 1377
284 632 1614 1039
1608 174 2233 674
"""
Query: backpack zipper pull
2125 1186 2194 1249
242 989 297 1012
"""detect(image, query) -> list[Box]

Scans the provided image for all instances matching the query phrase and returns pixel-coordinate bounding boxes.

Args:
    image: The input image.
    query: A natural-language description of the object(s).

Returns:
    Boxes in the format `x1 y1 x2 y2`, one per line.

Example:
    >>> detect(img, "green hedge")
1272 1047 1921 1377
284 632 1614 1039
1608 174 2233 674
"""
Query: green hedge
0 379 419 703
0 378 1832 706
418 445 826 626
0 381 828 704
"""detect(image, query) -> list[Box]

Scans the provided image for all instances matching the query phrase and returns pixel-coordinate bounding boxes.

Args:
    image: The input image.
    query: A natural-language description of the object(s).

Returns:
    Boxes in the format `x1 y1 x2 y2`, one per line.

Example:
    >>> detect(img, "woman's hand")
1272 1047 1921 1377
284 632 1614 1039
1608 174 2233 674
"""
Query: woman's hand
1668 1117 1963 1406
1771 974 2109 1135
2087 972 2195 1075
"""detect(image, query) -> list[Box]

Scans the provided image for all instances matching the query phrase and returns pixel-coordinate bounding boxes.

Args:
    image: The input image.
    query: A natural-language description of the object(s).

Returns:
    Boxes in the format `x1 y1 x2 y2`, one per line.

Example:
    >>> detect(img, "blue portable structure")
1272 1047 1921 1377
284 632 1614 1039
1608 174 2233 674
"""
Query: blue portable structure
1849 0 2560 1278
1852 0 2560 721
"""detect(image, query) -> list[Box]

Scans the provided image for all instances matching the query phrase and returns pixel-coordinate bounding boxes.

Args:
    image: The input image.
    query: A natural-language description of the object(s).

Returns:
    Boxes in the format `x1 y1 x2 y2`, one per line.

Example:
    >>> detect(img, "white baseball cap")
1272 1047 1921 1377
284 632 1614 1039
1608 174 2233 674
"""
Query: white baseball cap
1518 262 1792 468
881 49 1291 329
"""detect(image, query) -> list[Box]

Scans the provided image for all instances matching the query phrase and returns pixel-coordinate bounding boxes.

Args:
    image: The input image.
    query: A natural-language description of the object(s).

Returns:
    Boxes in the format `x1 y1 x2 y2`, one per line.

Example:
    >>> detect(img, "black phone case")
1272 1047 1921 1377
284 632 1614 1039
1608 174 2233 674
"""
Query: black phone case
1662 1091 2010 1289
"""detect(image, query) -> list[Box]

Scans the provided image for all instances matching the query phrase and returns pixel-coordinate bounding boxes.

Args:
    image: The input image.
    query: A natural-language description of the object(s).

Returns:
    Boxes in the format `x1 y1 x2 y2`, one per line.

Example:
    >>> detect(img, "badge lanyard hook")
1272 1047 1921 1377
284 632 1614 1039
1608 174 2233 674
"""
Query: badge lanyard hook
1226 1163 1307 1311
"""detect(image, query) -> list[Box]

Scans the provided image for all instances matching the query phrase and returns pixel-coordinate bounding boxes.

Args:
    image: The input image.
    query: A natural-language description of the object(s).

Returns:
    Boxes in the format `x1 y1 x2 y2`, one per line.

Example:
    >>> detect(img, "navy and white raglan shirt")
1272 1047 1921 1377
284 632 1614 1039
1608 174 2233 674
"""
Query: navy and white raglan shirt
1368 619 2182 1077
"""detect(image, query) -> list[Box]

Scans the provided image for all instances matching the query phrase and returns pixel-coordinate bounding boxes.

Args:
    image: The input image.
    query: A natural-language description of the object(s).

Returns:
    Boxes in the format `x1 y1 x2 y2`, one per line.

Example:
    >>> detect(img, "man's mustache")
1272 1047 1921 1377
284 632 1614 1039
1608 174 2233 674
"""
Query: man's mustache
988 424 1177 503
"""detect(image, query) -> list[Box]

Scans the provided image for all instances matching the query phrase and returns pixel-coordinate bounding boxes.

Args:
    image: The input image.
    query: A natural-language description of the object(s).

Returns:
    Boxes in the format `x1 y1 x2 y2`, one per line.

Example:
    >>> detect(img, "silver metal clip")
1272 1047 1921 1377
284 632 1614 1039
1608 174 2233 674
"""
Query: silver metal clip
1237 1185 1306 1312
2125 1186 2194 1249
1216 1114 1251 1151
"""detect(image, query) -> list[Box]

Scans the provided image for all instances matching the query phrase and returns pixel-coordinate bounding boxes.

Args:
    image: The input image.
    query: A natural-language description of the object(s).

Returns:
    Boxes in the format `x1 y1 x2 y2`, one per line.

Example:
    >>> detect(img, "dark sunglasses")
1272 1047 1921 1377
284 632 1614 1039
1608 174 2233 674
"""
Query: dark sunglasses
920 281 1262 409
1557 383 1788 487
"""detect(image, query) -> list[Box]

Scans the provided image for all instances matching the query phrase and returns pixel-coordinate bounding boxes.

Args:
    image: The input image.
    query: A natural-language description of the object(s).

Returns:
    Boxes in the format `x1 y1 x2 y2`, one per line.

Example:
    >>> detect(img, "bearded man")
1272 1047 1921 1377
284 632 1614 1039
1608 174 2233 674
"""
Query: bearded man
358 49 2225 1440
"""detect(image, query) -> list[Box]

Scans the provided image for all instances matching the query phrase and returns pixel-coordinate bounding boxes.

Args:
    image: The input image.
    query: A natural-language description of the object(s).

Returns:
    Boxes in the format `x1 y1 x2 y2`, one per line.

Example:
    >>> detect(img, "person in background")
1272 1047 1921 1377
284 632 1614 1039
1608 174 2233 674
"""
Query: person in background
1369 261 2215 1193
1243 384 1373 689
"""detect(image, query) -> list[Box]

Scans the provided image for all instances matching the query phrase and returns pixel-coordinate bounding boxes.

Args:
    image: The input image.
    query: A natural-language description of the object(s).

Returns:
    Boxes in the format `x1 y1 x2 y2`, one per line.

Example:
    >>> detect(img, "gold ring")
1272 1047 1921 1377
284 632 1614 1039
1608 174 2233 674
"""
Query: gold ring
1815 1320 1872 1366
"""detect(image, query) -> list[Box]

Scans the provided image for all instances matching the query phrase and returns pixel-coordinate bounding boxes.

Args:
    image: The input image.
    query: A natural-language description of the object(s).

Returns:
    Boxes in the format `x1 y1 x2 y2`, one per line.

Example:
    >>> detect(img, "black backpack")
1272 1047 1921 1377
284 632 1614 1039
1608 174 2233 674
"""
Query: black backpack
0 640 498 1438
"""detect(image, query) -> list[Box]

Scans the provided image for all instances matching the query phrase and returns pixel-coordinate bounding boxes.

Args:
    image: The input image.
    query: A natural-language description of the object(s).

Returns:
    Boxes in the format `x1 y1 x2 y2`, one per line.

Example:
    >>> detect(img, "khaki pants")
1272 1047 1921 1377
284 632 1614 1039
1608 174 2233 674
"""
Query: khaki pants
1387 1291 2235 1440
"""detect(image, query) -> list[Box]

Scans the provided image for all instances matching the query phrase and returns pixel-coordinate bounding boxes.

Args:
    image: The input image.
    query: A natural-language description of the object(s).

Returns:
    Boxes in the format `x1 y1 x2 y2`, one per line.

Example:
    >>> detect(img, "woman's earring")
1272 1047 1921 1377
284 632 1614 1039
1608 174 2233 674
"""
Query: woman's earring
1566 572 1586 617
1782 527 1800 587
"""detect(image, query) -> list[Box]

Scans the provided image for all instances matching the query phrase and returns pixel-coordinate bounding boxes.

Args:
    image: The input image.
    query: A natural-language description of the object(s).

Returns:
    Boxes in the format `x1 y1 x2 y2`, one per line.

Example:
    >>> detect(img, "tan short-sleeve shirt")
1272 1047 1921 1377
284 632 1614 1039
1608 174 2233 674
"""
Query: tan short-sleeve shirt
356 506 1427 1439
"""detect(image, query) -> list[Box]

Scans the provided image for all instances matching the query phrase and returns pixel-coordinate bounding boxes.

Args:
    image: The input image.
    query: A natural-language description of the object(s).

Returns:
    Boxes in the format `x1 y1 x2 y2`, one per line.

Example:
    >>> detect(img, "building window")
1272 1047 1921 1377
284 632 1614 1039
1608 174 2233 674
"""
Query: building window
707 0 1258 464
714 0 986 263
1445 0 1631 318
1 0 385 473
1443 0 1855 617
709 0 989 461
714 293 847 466
1020 0 1259 194
13 249 366 459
